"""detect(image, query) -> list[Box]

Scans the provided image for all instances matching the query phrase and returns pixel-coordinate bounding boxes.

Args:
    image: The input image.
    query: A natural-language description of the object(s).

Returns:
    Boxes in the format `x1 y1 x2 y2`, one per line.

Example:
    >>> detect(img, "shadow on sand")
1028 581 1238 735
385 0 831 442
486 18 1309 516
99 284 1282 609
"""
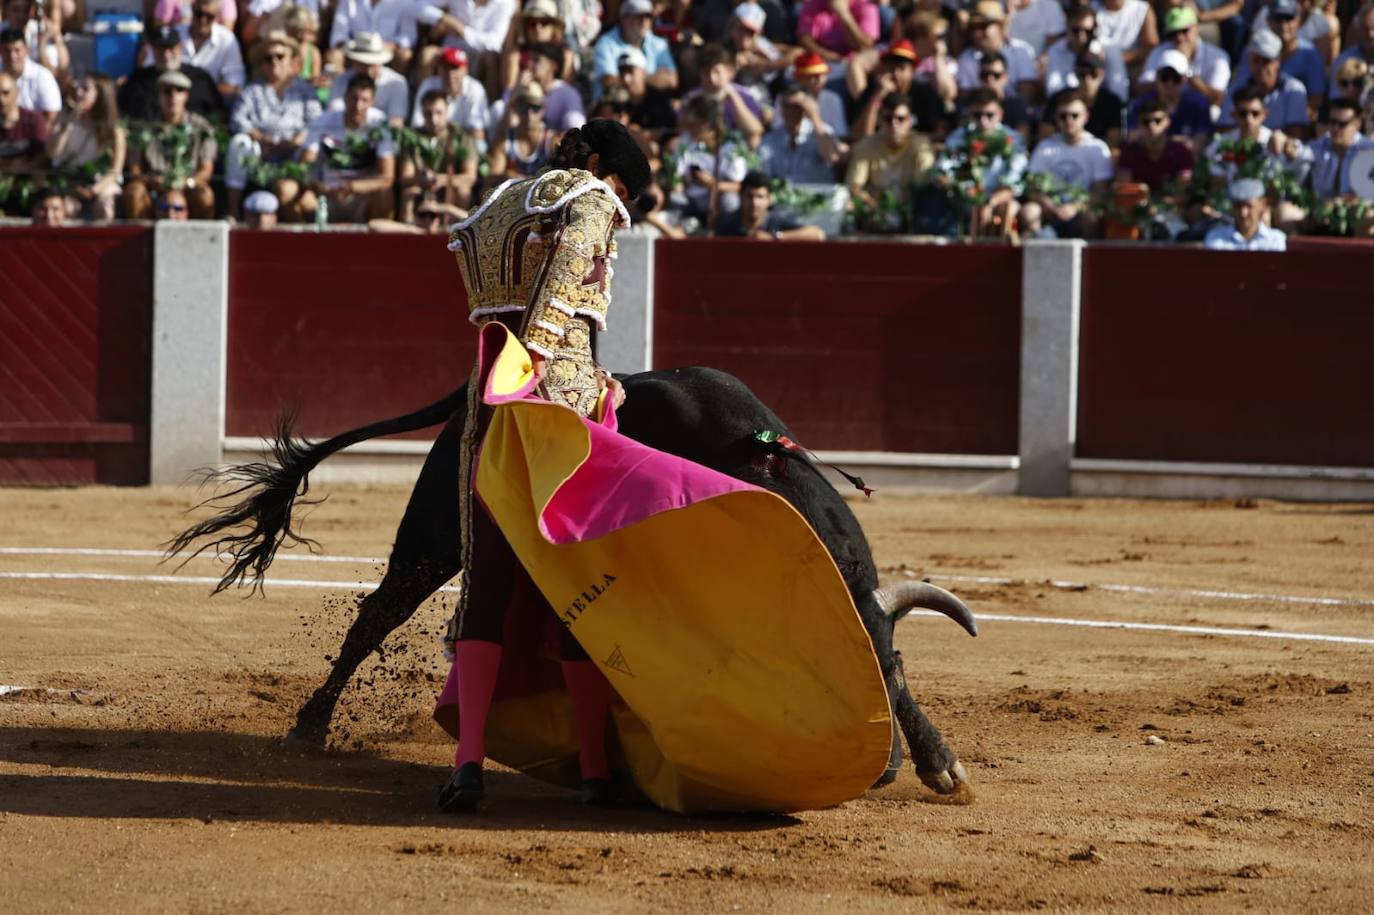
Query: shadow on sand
0 726 801 833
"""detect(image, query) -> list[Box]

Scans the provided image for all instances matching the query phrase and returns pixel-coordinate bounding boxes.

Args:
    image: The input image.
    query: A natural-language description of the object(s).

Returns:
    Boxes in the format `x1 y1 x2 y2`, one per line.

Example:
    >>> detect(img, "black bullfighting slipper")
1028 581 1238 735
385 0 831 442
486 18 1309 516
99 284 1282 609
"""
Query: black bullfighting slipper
438 762 485 813
580 776 620 807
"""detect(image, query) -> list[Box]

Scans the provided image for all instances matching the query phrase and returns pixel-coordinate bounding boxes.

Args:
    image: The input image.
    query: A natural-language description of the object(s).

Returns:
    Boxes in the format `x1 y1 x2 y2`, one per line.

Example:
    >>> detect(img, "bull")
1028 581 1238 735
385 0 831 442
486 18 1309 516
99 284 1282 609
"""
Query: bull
168 367 976 794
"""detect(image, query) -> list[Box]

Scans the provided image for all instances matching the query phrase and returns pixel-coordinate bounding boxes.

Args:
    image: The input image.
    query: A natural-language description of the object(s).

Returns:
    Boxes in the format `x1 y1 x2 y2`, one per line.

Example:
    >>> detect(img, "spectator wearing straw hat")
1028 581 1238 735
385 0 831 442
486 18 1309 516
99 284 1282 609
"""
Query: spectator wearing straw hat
955 2 1037 101
500 0 576 94
330 0 419 75
1218 31 1309 139
1204 178 1286 250
1138 6 1230 107
849 40 944 140
226 30 320 218
409 46 489 147
328 32 409 124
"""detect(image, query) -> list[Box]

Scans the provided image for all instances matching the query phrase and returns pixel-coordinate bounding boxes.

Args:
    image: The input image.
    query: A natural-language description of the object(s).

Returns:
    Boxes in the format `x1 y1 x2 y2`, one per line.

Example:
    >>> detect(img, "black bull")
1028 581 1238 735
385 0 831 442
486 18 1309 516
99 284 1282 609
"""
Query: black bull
168 367 976 794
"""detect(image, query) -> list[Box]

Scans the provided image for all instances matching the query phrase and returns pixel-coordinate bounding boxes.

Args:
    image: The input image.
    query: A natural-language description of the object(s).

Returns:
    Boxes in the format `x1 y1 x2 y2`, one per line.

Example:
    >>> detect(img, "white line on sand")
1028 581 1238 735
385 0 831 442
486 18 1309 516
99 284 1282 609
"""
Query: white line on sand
1 568 1369 647
4 547 1372 610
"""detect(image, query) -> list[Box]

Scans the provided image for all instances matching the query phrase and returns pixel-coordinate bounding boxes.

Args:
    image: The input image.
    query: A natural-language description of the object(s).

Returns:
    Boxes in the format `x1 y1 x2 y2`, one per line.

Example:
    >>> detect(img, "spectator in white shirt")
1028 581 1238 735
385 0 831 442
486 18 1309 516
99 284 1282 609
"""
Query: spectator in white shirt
329 0 418 75
1 25 57 123
422 0 517 98
1027 89 1113 236
409 46 489 150
1203 178 1286 250
182 0 246 98
304 72 397 222
328 32 410 125
956 1 1038 103
1139 6 1230 107
1094 0 1157 69
1044 5 1129 102
1007 0 1065 56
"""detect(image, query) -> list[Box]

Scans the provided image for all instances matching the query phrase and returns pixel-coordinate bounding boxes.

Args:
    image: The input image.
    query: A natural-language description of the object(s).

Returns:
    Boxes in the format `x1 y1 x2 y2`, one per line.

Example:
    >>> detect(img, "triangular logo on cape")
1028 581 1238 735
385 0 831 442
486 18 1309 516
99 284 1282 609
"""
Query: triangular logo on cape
604 645 633 677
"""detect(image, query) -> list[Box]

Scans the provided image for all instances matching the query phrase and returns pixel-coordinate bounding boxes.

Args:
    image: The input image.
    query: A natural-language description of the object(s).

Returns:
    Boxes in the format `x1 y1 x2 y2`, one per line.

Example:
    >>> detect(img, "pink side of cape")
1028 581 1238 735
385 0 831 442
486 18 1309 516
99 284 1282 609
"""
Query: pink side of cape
477 323 758 546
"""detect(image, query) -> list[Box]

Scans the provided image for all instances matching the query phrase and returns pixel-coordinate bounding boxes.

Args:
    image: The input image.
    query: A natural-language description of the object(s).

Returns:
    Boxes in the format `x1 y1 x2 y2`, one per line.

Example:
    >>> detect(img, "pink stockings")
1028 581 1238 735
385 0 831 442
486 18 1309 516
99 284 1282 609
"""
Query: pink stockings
442 641 612 780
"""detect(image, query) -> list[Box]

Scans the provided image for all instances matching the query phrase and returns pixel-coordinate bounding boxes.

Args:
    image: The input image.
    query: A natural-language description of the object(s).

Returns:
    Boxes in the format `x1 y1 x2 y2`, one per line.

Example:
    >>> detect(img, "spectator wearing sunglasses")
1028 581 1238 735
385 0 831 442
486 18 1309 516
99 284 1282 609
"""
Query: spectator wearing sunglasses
118 25 226 123
958 50 1030 138
1127 49 1212 142
1117 100 1195 193
1201 84 1309 192
1218 31 1310 139
1066 51 1125 148
1302 96 1374 200
1230 0 1325 107
226 31 320 219
123 70 219 220
1043 5 1129 103
1026 89 1112 237
178 0 245 98
849 40 945 141
301 73 397 222
486 80 553 179
1139 6 1230 108
845 92 935 216
611 47 677 138
956 2 1038 103
1318 58 1369 134
1093 0 1159 69
935 88 1027 239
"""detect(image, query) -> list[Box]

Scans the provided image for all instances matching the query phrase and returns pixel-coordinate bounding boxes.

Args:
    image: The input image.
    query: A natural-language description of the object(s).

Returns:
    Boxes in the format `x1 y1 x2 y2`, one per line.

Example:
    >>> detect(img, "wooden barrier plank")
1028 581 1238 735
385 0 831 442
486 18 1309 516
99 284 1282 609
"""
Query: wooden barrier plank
652 239 1022 455
1078 247 1374 468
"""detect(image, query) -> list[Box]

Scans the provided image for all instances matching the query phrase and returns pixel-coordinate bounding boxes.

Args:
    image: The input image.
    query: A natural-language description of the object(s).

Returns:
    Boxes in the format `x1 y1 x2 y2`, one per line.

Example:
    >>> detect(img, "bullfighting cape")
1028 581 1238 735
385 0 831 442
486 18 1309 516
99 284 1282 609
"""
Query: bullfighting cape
468 322 891 813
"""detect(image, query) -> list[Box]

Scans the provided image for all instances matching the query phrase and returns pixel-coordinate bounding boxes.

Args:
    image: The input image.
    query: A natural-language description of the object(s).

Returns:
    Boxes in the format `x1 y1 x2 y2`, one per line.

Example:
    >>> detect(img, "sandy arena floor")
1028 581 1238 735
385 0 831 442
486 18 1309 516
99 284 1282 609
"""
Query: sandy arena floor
1 484 1372 913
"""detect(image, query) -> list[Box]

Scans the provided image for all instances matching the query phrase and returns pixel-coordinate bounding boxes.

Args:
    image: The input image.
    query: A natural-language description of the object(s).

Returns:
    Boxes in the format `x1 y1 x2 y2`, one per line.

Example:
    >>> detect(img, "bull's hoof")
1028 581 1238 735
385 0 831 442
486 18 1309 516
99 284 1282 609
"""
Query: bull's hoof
284 721 329 748
439 762 485 813
918 760 971 795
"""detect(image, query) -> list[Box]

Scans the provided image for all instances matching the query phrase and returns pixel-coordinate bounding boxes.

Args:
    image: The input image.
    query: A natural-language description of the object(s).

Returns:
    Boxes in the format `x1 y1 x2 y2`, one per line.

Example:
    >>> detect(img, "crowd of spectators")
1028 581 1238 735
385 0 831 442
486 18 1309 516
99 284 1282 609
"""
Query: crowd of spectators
3 0 1374 247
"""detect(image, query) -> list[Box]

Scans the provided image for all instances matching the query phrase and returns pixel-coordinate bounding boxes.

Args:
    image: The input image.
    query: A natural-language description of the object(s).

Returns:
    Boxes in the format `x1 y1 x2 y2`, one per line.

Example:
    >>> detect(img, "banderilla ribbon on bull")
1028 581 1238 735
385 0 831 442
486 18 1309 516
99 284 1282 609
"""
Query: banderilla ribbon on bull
753 430 874 497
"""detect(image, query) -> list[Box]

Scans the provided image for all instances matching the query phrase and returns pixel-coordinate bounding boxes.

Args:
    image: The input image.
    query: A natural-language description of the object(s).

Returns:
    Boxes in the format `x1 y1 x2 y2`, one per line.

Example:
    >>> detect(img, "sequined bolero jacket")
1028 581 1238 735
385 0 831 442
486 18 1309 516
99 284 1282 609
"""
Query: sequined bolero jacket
448 168 630 417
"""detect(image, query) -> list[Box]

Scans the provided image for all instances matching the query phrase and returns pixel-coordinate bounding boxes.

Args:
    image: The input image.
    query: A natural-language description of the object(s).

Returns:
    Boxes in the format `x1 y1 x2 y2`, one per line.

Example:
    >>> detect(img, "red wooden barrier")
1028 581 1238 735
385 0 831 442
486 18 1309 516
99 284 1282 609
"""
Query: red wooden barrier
0 226 152 485
1078 246 1374 467
226 230 474 440
652 239 1022 454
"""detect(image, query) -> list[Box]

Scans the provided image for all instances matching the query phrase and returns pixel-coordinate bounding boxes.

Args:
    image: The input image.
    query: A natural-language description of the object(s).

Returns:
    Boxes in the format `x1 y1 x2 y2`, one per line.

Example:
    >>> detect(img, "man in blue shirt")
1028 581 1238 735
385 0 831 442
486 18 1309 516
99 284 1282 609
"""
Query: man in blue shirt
593 0 677 99
1219 30 1310 140
759 82 845 185
1303 97 1374 199
1204 178 1287 250
1230 0 1327 108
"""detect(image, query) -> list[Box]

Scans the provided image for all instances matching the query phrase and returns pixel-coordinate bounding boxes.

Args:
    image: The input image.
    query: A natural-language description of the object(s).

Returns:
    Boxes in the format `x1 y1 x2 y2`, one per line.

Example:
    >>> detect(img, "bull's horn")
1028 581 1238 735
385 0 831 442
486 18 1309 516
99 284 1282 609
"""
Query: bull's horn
874 581 978 637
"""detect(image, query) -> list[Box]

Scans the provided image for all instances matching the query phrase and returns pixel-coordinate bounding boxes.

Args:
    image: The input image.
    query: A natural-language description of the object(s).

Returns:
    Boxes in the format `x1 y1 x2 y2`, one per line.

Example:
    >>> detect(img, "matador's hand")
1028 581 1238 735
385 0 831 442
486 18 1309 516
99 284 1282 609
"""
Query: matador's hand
604 376 626 410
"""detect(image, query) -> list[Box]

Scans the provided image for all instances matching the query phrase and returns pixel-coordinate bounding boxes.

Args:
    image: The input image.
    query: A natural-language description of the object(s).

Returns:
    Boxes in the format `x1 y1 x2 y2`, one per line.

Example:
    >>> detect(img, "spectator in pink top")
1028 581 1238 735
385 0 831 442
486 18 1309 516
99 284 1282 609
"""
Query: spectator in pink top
797 0 879 62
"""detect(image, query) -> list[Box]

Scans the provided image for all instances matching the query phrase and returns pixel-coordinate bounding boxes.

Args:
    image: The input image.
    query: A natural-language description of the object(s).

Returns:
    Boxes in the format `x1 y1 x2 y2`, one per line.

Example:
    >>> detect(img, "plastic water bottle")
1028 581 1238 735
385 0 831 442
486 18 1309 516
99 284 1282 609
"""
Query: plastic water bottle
315 196 329 231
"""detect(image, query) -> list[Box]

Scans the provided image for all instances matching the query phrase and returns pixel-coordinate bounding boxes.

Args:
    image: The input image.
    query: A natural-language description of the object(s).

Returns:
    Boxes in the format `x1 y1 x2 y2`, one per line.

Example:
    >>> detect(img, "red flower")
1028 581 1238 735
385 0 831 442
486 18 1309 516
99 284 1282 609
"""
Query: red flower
970 139 986 156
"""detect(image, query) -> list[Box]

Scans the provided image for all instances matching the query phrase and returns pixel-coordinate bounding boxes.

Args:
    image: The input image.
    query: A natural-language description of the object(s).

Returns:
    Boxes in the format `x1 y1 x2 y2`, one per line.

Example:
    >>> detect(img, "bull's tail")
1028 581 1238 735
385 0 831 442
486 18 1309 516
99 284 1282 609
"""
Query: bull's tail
162 385 468 594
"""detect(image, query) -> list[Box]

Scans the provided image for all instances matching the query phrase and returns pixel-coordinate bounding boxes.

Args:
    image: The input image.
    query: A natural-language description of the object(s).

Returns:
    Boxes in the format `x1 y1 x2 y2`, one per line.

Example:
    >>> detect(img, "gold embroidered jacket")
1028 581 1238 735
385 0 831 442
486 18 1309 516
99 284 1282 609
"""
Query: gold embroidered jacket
448 168 629 416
